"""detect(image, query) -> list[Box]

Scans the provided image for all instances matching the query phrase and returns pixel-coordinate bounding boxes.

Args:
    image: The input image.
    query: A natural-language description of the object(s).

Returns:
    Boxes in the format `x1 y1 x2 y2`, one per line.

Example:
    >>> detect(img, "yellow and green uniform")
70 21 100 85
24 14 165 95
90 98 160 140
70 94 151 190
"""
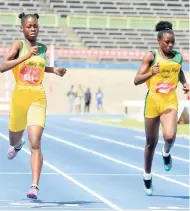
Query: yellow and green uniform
9 40 48 132
144 49 182 118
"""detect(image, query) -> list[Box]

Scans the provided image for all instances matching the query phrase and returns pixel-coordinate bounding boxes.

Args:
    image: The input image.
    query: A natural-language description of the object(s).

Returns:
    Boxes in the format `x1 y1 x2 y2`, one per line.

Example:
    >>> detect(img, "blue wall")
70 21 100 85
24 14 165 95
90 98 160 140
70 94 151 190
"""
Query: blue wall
55 62 189 72
0 60 188 71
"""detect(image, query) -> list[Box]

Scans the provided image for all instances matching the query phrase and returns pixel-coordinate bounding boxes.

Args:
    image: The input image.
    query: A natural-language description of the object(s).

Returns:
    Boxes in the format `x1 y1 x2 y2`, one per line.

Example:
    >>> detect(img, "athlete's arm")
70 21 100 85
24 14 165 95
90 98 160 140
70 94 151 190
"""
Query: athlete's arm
0 40 38 73
44 45 55 74
44 45 67 76
45 66 67 77
45 67 54 73
179 69 187 85
134 52 157 85
179 69 189 94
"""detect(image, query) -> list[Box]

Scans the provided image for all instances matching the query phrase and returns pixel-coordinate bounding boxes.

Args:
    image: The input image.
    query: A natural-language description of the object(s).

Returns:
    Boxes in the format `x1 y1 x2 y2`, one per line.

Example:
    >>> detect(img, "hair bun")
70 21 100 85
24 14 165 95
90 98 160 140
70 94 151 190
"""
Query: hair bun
155 21 173 32
18 12 25 19
34 13 39 19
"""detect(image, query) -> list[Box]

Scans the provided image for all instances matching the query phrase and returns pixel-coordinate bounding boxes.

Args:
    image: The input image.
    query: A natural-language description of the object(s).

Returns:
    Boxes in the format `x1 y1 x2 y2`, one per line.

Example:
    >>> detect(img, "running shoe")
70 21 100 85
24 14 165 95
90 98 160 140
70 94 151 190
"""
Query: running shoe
143 178 153 196
27 185 39 199
162 153 172 171
7 140 25 160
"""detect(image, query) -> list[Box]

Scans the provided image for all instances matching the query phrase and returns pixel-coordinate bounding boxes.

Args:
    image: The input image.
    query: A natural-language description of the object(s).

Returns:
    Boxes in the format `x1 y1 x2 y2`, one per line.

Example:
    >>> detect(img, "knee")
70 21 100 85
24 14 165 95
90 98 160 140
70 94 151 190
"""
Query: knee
164 134 176 143
146 143 157 151
146 137 158 150
30 141 41 152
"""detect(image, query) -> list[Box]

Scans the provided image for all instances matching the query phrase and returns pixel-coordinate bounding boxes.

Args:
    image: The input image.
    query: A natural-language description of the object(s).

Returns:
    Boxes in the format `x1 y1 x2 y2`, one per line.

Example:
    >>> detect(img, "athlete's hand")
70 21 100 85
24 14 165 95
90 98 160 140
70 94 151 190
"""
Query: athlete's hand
182 83 189 94
54 67 67 77
27 46 40 58
151 62 159 76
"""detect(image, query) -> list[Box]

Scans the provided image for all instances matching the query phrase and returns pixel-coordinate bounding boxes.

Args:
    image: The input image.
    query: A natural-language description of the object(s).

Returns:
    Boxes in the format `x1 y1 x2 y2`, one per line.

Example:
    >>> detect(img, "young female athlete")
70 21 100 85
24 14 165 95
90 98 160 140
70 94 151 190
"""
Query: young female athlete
0 13 67 199
134 21 189 196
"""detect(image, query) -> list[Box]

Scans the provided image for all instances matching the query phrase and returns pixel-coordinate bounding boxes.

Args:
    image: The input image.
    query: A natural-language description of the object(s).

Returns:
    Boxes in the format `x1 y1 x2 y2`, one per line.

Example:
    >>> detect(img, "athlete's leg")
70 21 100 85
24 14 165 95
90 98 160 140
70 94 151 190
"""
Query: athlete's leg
28 125 43 187
144 116 160 174
144 92 161 173
9 130 25 146
160 109 177 171
26 100 46 199
161 109 177 152
143 116 160 196
8 100 27 159
7 130 25 159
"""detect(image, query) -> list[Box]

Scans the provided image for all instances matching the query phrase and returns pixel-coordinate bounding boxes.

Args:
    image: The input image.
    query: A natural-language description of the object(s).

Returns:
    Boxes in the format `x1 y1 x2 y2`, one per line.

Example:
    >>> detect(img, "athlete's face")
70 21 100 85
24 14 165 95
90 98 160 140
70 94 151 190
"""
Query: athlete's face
21 17 39 41
158 33 175 54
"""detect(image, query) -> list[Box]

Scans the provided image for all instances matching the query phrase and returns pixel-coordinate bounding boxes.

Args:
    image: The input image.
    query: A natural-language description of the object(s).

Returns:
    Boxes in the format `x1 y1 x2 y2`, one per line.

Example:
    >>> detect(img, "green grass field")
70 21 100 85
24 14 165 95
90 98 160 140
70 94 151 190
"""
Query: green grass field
83 118 189 136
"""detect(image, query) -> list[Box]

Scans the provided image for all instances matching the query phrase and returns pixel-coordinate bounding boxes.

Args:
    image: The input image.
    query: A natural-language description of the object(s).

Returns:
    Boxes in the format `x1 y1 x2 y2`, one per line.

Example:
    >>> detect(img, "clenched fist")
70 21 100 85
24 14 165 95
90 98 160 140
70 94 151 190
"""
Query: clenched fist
182 83 189 94
151 62 160 76
54 67 67 77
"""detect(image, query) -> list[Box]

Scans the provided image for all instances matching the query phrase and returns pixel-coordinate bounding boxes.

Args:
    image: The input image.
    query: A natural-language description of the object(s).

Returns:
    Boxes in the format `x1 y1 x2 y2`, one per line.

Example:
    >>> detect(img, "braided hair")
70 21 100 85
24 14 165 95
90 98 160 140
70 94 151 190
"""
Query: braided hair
155 21 174 39
19 13 39 25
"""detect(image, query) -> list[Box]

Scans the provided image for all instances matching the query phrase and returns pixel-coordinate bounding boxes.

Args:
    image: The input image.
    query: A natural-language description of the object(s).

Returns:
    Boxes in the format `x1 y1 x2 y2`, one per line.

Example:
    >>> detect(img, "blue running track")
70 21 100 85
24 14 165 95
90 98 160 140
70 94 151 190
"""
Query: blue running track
0 115 189 211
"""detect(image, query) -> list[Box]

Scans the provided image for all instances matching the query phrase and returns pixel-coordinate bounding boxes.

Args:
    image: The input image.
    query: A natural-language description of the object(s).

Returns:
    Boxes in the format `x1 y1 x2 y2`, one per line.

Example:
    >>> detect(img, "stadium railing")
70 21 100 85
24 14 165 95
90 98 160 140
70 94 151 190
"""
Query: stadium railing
0 13 188 30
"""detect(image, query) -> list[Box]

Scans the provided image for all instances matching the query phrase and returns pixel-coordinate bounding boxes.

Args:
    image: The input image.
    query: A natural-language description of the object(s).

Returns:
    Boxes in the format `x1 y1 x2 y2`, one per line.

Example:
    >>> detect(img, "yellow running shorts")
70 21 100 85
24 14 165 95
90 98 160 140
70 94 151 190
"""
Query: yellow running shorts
144 91 178 118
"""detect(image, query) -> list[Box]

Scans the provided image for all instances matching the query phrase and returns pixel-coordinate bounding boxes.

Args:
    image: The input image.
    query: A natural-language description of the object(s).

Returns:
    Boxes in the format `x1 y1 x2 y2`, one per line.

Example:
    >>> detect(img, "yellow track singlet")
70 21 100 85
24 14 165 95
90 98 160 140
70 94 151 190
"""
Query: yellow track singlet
144 49 182 118
9 40 48 132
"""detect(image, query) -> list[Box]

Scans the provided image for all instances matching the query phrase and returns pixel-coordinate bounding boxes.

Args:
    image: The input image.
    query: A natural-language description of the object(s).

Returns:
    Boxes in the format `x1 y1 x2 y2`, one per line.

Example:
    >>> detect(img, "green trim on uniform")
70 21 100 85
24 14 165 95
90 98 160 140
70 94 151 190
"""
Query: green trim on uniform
171 50 183 65
150 50 156 67
176 70 181 89
19 40 46 60
155 48 182 65
144 91 149 117
37 42 46 60
20 40 23 52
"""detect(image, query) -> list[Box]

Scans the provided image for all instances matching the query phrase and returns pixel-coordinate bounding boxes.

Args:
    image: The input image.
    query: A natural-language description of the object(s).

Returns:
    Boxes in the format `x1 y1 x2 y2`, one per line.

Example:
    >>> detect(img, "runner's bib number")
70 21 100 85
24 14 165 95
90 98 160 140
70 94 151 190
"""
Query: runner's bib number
19 66 41 84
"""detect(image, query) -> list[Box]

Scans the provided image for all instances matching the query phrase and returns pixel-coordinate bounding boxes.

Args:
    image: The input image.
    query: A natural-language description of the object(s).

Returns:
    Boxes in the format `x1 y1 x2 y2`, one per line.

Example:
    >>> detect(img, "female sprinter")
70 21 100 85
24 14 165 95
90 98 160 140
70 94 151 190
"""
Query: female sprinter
134 21 189 196
0 13 67 199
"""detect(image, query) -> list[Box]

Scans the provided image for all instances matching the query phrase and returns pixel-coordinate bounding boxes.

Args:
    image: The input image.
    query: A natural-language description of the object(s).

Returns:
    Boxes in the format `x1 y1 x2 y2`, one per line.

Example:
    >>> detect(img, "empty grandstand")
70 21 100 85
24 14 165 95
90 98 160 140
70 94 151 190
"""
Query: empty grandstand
0 0 189 114
0 0 189 64
0 0 189 17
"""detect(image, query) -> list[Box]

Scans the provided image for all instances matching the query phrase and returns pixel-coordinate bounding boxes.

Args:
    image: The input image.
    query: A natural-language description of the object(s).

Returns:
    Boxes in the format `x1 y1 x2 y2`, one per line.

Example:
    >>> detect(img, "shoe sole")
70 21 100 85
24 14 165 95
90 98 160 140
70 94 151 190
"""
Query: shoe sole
7 141 25 160
163 160 172 171
144 188 153 196
7 152 18 160
27 193 37 199
164 165 172 171
145 191 153 196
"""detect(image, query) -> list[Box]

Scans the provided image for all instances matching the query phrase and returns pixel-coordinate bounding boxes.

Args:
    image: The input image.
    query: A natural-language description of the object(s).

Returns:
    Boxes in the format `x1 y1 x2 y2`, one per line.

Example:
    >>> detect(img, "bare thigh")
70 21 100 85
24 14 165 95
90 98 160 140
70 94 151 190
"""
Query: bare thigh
160 109 177 140
145 116 160 143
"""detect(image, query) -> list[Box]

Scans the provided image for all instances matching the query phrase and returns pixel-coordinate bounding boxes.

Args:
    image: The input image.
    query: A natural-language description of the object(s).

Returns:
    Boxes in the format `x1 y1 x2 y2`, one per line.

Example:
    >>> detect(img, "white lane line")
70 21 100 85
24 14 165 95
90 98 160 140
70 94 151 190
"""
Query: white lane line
90 135 189 163
0 172 188 177
0 132 122 211
70 118 190 140
0 172 59 175
45 125 189 163
134 136 190 149
43 133 189 188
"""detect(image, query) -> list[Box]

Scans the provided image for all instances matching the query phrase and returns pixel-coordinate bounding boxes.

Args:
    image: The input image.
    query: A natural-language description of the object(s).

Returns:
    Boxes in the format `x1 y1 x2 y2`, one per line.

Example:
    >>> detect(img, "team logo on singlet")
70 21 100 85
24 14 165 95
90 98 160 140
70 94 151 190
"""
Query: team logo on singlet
155 82 175 94
19 62 44 84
